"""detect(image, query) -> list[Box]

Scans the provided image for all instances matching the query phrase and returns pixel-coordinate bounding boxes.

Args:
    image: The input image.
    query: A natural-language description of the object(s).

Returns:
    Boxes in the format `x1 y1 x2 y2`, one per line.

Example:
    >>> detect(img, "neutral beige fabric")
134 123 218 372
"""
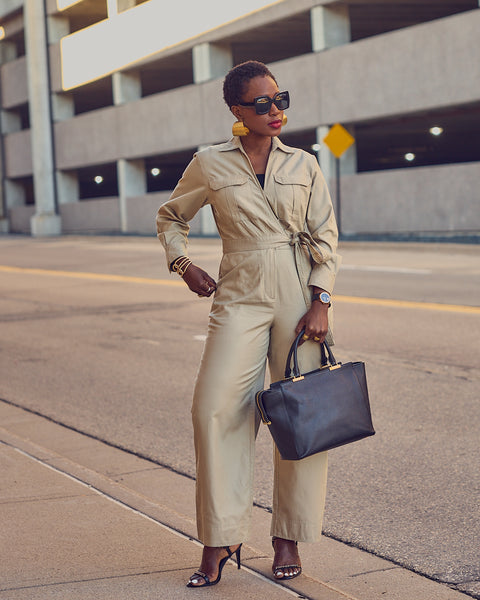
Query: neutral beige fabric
156 136 340 545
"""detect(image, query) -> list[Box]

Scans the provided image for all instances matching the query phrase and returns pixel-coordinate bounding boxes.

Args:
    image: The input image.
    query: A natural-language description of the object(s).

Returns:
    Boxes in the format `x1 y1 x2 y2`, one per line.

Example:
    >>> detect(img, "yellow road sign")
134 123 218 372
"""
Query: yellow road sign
323 123 355 158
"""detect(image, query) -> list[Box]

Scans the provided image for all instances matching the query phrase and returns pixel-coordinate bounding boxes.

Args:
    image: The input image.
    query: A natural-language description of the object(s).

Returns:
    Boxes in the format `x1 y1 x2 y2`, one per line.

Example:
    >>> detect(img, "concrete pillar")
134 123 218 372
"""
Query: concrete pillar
316 125 357 182
46 14 75 122
118 0 137 11
0 41 17 64
112 71 142 105
45 14 76 223
316 125 356 233
193 42 233 84
56 170 79 204
0 132 7 232
199 204 217 236
1 110 22 134
310 5 350 52
117 158 146 232
196 144 217 235
46 15 69 44
5 179 25 208
51 93 75 121
24 0 61 236
316 126 335 189
106 0 118 16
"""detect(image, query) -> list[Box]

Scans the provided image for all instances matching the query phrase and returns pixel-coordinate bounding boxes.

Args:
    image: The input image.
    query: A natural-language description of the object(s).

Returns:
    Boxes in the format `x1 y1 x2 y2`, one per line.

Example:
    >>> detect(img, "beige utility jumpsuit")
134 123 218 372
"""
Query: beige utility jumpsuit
156 135 340 546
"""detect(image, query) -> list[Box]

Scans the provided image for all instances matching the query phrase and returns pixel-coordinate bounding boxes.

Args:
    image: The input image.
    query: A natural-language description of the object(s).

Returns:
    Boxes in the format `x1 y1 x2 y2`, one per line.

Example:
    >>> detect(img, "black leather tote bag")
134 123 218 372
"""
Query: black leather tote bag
256 330 375 460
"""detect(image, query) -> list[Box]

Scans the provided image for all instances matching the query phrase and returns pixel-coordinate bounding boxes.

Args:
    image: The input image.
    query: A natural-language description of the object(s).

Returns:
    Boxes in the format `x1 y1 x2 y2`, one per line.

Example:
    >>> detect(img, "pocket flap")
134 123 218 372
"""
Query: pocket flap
209 176 249 191
274 173 310 186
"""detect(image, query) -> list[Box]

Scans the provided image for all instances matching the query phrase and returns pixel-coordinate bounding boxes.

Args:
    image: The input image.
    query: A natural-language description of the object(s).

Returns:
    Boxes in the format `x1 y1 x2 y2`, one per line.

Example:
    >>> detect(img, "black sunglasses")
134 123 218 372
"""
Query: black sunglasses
239 91 290 115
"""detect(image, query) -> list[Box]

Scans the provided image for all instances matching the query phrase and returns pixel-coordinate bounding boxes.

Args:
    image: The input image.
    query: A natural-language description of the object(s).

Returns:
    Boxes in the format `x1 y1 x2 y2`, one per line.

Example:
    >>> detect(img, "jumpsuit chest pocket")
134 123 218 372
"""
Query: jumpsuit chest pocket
209 175 251 223
273 172 311 222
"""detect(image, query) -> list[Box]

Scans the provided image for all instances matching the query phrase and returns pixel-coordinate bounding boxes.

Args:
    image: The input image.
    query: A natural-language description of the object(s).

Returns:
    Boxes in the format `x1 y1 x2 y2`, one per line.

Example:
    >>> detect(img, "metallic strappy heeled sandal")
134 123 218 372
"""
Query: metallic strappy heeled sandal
187 544 242 588
271 537 302 580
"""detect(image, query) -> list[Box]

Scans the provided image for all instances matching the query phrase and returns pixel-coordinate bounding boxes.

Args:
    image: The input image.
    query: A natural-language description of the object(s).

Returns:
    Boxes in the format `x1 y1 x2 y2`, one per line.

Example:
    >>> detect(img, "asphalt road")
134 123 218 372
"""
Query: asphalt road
0 235 479 598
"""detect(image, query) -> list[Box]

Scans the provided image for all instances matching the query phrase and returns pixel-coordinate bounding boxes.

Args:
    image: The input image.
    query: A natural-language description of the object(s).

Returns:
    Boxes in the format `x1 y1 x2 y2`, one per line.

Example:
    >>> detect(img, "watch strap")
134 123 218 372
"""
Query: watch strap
312 292 331 306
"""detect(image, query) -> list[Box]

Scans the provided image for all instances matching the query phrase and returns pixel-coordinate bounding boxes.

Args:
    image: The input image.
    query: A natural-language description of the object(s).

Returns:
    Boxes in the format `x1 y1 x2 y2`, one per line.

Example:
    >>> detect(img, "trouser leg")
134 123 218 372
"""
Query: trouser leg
268 248 328 543
191 305 271 546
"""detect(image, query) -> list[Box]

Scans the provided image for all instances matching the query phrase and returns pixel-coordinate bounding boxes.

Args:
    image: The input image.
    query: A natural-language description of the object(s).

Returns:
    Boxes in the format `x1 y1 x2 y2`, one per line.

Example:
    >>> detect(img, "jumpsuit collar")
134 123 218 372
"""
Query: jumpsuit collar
220 136 296 155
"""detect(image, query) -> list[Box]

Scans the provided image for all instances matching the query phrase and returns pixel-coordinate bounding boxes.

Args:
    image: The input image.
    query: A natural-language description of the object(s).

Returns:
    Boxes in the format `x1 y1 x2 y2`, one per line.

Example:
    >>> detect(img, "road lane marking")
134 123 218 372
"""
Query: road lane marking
334 295 480 314
1 265 479 315
0 265 184 287
341 264 432 275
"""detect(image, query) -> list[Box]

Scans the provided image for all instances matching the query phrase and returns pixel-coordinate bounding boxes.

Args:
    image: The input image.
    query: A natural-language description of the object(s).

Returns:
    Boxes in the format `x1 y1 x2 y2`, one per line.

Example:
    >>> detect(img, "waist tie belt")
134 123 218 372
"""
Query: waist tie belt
222 232 325 306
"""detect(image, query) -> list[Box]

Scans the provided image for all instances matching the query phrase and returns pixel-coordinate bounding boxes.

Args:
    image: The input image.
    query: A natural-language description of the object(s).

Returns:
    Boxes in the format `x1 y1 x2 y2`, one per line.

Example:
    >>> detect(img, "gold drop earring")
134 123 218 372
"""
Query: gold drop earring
232 121 250 136
282 114 288 126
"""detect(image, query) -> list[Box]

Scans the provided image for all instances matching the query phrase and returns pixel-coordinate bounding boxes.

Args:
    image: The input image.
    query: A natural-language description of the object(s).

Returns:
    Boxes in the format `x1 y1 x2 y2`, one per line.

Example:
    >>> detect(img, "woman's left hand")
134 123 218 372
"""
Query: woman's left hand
295 302 329 344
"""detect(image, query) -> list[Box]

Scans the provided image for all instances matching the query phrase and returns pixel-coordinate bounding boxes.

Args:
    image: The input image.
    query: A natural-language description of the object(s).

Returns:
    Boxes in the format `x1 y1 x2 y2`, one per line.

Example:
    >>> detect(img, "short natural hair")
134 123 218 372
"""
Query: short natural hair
223 60 277 108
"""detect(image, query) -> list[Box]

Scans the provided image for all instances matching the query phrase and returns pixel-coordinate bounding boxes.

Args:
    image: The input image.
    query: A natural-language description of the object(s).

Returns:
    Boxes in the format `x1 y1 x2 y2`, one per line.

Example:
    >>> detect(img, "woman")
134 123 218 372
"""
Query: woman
156 60 340 588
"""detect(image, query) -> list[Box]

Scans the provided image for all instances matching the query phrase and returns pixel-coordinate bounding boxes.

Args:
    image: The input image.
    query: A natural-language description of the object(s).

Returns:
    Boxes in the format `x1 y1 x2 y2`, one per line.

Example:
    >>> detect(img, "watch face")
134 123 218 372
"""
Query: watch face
320 292 331 304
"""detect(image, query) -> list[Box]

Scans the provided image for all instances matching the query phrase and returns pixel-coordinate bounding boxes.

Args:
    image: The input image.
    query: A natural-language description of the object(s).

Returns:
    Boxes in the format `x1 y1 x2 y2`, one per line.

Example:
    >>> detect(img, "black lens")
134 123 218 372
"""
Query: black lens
254 96 271 115
274 92 289 110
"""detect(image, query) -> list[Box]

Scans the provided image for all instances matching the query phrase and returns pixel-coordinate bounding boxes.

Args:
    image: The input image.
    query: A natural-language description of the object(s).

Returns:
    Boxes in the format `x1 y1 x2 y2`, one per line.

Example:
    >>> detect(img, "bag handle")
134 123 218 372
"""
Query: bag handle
284 329 337 379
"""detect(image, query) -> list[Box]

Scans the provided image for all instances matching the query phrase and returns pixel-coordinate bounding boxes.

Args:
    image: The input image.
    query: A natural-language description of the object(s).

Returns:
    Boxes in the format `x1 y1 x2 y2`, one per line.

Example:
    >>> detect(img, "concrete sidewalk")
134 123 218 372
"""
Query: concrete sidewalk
0 400 469 600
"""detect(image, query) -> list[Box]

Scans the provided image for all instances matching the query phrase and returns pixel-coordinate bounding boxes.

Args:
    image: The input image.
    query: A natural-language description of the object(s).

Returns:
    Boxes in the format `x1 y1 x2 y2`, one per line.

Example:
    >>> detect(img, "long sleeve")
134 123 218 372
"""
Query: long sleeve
305 156 341 293
156 153 209 268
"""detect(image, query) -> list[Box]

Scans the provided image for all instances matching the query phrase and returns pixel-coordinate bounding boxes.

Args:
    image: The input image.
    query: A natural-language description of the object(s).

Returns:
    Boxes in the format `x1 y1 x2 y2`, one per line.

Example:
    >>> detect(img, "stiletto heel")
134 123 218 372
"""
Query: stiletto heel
187 544 242 588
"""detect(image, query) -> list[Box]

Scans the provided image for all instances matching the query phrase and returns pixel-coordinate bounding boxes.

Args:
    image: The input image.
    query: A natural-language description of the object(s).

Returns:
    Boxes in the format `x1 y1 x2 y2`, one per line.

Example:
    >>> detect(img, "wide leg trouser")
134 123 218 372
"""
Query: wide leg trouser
191 246 328 546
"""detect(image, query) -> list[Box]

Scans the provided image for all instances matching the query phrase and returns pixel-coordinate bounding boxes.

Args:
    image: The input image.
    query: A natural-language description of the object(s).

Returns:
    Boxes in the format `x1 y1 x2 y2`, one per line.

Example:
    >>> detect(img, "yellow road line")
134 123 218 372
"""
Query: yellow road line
335 295 480 315
1 265 479 314
0 265 184 287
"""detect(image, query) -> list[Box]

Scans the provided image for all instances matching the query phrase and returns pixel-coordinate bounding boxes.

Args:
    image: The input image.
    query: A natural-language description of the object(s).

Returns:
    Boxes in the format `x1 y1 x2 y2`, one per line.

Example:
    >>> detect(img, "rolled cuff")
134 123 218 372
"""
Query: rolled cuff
308 254 342 294
158 230 188 270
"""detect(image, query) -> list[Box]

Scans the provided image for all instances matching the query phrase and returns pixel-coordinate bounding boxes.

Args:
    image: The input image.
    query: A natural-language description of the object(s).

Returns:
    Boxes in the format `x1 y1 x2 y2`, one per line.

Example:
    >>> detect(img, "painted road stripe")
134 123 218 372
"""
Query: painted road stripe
334 295 479 315
1 265 478 315
341 264 432 275
0 265 184 287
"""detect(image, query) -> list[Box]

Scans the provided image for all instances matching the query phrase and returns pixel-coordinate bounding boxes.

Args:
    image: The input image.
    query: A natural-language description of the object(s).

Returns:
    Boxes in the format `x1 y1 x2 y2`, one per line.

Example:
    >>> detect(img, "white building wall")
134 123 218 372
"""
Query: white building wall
317 10 480 123
1 1 479 236
341 163 480 235
7 10 467 170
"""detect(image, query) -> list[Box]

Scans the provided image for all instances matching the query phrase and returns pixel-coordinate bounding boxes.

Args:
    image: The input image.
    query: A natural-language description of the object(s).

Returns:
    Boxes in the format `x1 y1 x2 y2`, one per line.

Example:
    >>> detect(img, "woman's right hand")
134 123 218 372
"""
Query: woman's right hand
183 264 217 297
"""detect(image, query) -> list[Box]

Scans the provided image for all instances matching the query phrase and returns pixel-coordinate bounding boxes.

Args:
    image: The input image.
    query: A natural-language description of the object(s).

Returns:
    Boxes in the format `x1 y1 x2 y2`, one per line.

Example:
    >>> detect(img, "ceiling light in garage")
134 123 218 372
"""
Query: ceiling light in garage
429 126 444 136
151 168 161 176
311 144 321 152
94 175 104 184
405 153 415 162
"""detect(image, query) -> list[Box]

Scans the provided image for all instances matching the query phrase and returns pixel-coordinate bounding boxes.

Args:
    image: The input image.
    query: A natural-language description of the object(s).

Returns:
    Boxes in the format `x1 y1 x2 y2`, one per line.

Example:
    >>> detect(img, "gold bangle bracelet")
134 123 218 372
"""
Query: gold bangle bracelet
172 256 192 277
171 256 189 271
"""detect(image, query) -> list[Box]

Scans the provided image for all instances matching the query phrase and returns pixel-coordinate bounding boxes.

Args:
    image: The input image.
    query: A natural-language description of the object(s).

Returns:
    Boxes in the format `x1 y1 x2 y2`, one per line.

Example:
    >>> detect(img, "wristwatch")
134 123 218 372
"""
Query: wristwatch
312 291 331 306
